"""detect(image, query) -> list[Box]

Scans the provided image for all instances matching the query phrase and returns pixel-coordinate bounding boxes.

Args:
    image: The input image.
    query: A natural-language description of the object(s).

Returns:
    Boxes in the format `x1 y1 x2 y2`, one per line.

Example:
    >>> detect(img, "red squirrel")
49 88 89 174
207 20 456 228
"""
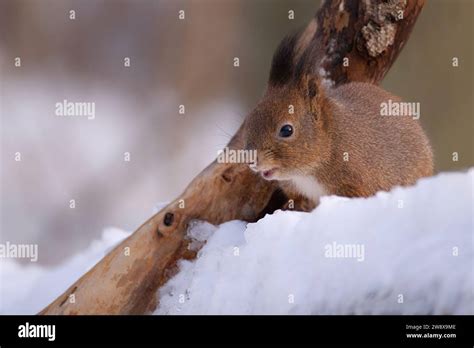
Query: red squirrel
243 32 433 208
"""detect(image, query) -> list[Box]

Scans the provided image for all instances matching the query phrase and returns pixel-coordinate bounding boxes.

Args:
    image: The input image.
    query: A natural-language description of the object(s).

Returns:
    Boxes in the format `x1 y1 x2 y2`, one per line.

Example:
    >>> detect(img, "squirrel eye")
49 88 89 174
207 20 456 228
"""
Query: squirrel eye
279 124 293 138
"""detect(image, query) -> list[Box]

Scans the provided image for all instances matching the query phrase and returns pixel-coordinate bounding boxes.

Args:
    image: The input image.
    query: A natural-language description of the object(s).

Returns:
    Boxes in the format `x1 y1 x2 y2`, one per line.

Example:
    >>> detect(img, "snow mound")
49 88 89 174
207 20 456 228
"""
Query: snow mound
0 228 130 314
155 169 474 314
0 170 472 314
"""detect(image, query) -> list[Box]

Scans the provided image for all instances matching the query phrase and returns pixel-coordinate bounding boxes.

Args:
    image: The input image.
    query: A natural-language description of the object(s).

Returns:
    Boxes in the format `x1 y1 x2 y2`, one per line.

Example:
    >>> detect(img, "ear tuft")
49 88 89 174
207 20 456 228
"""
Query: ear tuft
268 33 300 87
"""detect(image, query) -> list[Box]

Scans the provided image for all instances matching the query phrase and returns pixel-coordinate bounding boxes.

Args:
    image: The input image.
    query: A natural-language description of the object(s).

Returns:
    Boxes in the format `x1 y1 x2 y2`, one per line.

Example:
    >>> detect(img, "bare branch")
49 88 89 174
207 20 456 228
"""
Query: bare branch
40 0 425 315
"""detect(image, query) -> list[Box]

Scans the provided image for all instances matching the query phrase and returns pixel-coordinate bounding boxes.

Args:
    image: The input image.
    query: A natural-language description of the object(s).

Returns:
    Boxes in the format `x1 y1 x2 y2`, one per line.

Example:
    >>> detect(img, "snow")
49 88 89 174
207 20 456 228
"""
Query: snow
0 228 130 314
156 169 474 314
1 169 473 314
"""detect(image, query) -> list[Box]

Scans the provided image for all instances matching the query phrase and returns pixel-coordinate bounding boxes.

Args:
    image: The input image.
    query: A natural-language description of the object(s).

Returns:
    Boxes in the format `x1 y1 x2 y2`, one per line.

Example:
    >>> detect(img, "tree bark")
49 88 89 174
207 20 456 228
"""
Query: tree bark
39 0 425 315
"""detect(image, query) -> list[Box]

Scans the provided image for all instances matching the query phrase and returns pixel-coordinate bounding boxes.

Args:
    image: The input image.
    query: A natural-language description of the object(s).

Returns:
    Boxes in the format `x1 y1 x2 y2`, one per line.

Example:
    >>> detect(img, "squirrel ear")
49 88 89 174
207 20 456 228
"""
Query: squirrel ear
304 75 324 118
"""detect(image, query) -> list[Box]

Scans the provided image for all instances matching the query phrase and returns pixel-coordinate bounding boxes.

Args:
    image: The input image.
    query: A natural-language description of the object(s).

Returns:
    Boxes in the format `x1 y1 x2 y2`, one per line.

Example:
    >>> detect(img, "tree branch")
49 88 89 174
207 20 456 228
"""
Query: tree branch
39 0 425 315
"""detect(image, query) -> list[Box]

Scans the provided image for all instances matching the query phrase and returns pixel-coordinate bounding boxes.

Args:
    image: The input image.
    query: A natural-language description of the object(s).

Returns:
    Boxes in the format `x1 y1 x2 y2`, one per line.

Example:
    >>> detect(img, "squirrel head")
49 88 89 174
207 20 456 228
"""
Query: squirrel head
244 75 331 181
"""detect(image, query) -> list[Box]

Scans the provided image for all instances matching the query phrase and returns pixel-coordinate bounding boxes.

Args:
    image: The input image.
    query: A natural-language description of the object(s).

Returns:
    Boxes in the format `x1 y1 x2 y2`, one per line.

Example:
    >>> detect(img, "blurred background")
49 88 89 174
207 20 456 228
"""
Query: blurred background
0 0 472 265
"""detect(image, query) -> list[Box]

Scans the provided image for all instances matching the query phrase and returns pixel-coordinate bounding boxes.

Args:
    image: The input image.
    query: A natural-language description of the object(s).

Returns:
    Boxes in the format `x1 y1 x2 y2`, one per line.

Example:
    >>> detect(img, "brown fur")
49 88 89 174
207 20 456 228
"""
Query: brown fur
243 77 433 204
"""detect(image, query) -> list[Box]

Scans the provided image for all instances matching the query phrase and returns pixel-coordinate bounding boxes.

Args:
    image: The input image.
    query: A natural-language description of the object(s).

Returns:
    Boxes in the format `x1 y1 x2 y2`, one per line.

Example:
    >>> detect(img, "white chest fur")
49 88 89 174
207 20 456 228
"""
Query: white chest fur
291 175 327 203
